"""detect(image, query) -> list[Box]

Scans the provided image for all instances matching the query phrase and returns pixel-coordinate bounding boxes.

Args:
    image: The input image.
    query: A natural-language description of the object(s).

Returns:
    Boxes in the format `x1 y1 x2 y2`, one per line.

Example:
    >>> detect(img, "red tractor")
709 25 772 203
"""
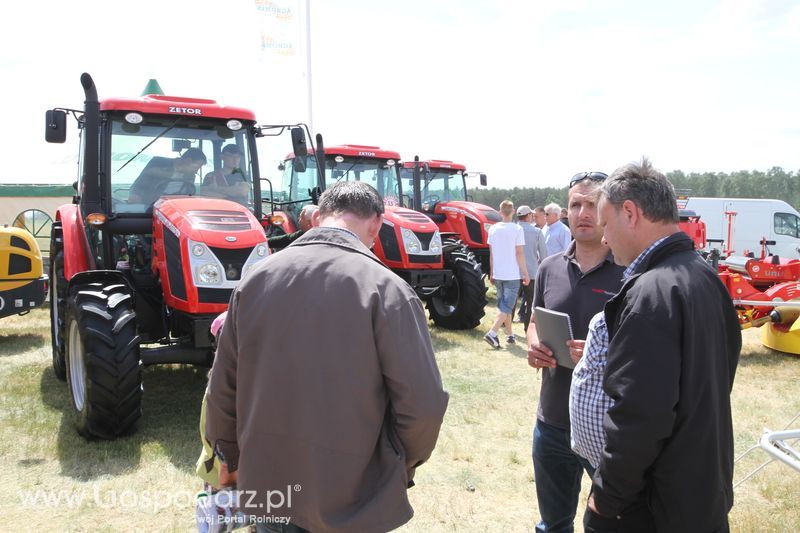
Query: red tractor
45 73 311 439
267 144 487 329
400 159 500 275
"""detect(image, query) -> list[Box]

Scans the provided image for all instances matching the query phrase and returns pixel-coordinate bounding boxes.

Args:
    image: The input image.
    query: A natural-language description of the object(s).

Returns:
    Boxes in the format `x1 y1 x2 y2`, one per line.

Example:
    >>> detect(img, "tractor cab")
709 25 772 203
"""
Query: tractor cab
401 158 499 274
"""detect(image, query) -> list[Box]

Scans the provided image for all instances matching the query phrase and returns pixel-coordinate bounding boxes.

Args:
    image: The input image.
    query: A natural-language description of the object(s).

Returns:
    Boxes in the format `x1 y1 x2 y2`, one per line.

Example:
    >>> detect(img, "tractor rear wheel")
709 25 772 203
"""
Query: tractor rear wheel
427 239 487 329
65 282 142 439
49 223 67 381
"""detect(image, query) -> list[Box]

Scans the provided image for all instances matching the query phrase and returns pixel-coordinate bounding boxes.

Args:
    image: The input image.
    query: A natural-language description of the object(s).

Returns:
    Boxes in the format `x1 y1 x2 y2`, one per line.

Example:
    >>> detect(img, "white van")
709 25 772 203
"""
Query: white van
683 197 800 258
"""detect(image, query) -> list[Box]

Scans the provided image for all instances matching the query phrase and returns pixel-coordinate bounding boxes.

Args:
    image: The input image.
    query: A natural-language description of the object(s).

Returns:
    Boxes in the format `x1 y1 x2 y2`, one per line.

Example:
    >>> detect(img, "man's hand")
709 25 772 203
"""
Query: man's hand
528 341 557 369
588 493 598 513
217 462 238 488
522 274 530 286
567 339 586 364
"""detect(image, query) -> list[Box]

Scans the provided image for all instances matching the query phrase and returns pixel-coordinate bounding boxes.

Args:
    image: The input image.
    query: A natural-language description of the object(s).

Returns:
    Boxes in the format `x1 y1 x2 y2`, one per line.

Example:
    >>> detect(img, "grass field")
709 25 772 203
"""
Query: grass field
0 296 798 532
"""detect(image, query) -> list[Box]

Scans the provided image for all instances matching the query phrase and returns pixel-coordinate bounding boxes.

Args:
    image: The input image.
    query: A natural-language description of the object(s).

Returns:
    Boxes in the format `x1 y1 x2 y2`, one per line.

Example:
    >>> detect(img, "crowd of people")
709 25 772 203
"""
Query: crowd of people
196 161 741 533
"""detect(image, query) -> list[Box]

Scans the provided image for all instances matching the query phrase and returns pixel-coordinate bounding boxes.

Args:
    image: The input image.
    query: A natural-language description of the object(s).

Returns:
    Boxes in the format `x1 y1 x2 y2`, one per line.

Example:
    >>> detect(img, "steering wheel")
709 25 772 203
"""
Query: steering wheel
423 195 440 204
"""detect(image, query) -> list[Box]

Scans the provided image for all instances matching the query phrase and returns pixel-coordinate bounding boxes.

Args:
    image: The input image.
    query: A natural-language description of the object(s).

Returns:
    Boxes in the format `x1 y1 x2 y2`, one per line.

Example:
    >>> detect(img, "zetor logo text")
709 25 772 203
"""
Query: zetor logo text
168 106 202 115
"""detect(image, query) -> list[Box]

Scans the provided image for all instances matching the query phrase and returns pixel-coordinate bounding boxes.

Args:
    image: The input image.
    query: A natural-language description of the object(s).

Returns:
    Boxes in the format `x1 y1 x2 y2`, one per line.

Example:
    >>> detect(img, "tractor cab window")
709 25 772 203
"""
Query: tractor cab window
325 157 400 205
421 169 466 205
278 156 320 224
774 212 800 238
109 116 254 214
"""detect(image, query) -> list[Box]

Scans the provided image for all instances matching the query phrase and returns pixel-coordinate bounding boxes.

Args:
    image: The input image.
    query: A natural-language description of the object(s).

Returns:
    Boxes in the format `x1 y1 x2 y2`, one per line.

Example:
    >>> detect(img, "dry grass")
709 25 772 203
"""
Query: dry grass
0 298 798 532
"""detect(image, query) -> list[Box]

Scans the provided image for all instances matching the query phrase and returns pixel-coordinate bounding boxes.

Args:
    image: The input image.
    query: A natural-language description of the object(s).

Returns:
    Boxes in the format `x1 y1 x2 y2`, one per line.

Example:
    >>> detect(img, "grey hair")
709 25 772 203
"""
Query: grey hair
318 181 385 219
600 157 678 223
544 203 561 216
299 204 319 217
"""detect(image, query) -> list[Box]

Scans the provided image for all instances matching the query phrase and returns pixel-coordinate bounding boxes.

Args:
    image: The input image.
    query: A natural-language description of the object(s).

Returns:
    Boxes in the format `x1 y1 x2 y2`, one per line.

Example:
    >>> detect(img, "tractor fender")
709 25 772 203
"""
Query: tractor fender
67 270 135 304
56 205 92 280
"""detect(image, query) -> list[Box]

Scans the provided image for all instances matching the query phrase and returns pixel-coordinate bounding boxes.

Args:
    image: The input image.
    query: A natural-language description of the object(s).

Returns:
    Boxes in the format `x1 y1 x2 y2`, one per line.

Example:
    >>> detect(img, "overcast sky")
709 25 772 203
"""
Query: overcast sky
3 0 799 189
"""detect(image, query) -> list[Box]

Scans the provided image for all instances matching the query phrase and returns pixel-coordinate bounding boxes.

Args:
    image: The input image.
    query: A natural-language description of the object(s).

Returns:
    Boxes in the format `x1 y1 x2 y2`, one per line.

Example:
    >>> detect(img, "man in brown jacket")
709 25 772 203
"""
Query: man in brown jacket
205 181 449 533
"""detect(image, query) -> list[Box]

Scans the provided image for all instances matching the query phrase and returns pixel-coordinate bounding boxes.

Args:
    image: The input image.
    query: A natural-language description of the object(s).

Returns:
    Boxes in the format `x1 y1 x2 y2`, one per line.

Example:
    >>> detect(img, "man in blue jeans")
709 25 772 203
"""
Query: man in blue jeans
526 173 624 531
485 200 530 349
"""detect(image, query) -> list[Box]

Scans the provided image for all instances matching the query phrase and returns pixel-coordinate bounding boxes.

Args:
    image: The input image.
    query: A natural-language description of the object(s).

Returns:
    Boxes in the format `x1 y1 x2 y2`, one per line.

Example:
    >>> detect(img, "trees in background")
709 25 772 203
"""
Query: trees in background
472 167 799 211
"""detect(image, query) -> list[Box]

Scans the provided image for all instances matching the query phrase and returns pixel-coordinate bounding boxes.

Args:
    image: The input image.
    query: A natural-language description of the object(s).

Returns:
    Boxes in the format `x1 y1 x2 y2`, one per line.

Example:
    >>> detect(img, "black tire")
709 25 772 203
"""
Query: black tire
49 223 67 381
65 282 142 439
427 239 488 329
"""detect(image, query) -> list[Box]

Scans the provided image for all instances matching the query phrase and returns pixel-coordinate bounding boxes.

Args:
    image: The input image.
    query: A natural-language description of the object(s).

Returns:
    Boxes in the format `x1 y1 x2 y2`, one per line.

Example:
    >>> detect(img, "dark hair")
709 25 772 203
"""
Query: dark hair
318 181 384 219
600 157 678 223
181 148 208 165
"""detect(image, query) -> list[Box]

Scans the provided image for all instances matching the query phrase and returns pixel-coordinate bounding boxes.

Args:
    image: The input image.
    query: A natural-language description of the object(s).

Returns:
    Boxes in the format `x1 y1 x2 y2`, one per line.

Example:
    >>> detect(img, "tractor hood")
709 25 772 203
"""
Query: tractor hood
384 205 439 232
436 200 502 223
153 197 267 248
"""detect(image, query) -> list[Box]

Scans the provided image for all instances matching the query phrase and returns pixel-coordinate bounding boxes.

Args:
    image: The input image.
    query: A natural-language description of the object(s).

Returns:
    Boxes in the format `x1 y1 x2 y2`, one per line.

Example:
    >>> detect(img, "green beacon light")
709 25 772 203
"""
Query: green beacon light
141 78 164 96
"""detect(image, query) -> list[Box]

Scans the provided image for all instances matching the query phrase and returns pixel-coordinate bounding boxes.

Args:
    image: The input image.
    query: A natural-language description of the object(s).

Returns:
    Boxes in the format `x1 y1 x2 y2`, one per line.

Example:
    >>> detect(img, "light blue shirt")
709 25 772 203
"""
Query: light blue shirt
543 220 572 257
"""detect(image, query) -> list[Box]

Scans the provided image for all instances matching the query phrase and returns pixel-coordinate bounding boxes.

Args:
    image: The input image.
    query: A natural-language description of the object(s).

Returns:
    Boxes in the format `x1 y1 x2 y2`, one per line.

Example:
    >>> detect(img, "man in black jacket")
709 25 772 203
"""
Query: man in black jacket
586 158 741 532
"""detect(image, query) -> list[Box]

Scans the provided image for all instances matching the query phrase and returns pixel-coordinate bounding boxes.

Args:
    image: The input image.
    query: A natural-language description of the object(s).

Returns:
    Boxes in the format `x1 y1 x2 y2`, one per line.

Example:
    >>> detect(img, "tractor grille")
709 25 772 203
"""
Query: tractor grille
397 211 432 224
415 231 434 250
198 288 233 304
10 236 30 251
409 254 442 264
7 254 32 276
466 218 483 243
209 246 253 281
164 229 187 300
379 224 402 262
189 210 252 232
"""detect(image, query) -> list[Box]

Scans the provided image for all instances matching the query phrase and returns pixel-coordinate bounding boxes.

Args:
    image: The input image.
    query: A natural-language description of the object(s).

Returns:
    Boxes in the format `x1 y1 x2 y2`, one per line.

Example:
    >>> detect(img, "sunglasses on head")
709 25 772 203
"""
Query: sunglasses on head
569 171 608 188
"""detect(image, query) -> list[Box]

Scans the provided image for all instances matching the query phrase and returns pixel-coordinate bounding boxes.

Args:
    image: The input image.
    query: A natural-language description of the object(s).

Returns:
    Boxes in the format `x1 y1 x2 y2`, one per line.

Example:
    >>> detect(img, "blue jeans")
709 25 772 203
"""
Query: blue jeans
494 278 521 314
533 420 595 533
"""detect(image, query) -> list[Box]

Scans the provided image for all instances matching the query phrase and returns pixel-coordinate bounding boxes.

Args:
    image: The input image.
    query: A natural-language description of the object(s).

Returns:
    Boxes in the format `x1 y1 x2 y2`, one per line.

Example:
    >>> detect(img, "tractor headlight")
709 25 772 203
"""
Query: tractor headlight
484 223 493 234
191 243 206 257
197 263 222 285
429 231 442 254
255 244 268 257
401 228 421 254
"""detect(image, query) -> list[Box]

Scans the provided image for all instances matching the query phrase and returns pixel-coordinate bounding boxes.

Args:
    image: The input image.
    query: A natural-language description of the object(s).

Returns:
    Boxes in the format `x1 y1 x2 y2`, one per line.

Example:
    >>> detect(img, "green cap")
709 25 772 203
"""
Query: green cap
141 79 164 96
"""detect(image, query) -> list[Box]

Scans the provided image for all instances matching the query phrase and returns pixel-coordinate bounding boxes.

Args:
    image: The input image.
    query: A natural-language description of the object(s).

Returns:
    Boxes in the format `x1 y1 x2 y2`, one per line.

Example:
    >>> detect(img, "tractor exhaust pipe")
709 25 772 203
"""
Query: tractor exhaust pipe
80 73 101 218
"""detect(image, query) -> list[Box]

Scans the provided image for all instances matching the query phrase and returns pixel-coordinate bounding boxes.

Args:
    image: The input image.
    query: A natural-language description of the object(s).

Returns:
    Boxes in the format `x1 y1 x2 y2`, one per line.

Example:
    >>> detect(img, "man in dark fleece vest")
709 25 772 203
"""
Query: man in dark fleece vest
586 158 741 532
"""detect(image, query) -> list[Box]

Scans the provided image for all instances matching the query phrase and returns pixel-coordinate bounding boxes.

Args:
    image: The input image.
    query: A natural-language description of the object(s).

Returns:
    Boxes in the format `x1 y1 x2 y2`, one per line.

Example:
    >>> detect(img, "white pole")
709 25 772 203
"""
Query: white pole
305 0 313 133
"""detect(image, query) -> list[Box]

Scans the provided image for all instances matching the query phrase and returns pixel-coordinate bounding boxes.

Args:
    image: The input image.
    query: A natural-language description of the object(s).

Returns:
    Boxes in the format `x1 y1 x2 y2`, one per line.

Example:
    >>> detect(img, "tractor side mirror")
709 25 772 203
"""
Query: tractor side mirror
45 109 67 143
291 128 308 173
291 127 308 156
480 173 487 186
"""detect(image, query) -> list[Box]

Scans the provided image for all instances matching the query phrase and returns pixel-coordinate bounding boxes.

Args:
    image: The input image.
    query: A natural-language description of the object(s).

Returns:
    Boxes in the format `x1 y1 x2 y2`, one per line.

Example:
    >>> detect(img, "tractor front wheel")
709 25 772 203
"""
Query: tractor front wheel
65 282 142 439
427 240 487 329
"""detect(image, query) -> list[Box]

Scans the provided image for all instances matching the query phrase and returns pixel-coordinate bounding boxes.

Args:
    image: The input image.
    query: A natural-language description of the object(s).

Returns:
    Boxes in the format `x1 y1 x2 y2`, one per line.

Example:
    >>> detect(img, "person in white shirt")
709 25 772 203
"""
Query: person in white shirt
484 200 530 349
543 202 572 256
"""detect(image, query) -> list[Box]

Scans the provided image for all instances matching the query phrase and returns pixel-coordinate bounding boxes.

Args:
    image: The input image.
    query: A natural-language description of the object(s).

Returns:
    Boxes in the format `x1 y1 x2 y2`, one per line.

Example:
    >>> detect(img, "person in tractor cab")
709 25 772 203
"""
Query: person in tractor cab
266 204 318 251
128 148 207 206
201 144 250 203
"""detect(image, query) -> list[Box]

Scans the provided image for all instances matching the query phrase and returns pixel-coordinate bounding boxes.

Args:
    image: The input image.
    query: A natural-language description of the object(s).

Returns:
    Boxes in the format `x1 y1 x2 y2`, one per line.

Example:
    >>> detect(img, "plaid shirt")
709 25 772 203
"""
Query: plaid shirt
569 236 669 466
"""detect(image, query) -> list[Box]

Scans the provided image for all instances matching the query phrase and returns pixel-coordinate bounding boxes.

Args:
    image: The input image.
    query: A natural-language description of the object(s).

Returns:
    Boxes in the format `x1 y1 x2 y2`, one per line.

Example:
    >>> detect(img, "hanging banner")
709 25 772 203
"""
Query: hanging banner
252 0 311 127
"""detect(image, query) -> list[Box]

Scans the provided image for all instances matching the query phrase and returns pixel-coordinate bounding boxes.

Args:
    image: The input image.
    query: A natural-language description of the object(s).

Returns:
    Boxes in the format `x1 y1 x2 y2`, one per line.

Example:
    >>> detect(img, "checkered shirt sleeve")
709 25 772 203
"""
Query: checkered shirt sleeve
569 311 613 468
